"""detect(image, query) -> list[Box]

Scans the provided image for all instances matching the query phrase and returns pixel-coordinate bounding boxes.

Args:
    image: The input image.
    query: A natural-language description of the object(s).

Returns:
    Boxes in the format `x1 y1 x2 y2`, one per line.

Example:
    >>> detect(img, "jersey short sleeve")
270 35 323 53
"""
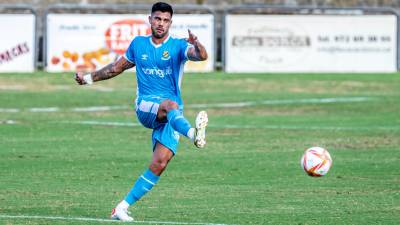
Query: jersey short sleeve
124 38 136 63
179 39 191 62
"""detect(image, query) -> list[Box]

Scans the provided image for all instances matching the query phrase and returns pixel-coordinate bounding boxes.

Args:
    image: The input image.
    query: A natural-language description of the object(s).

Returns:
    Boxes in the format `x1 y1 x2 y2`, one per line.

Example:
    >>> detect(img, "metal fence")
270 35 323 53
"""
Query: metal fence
0 4 399 72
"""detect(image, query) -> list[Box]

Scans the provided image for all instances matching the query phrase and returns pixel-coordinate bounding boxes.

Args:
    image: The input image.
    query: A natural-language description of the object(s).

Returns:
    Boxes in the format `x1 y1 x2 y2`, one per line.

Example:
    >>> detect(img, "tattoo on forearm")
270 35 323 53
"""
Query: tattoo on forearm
188 42 208 61
92 59 134 82
92 64 117 82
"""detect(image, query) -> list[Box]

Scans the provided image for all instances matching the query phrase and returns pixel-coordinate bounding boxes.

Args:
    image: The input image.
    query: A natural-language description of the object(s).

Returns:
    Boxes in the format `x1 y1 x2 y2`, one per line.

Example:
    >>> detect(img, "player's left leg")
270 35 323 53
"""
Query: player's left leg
162 108 209 148
194 110 208 148
158 100 208 148
111 143 173 221
158 99 194 138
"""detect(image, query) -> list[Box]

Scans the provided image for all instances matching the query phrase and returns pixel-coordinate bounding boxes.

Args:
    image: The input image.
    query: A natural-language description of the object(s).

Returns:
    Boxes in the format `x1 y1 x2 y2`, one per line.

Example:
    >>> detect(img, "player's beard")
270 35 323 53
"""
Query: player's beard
152 27 168 39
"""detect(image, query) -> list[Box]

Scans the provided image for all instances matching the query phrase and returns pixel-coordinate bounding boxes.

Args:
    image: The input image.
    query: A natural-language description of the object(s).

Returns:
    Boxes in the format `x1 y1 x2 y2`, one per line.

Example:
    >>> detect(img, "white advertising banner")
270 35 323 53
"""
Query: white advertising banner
226 15 397 73
46 14 214 73
0 14 35 72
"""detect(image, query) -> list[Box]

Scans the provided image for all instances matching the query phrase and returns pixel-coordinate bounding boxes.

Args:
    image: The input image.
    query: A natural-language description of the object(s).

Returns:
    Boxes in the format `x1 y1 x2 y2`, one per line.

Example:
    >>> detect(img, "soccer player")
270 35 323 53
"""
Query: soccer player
75 2 208 222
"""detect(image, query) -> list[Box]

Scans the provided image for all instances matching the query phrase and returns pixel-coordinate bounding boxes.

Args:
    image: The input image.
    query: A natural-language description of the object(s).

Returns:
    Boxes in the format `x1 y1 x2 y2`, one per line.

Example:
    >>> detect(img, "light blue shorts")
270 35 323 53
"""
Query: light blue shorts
135 96 180 155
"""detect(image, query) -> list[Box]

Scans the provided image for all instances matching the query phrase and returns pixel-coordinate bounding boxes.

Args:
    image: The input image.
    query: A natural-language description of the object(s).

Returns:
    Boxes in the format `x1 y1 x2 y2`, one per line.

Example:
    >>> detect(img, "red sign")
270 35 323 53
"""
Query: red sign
105 19 151 55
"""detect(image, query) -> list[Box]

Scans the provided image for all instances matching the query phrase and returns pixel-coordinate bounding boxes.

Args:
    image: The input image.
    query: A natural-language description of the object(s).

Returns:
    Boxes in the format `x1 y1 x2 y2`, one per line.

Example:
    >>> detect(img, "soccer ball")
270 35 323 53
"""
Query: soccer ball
301 147 332 177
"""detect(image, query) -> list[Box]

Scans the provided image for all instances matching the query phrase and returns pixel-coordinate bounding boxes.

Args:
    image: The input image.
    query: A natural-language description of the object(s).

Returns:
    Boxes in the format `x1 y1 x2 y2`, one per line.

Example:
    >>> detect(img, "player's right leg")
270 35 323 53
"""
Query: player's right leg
111 166 161 222
111 168 160 222
111 204 133 221
111 97 161 221
111 143 173 221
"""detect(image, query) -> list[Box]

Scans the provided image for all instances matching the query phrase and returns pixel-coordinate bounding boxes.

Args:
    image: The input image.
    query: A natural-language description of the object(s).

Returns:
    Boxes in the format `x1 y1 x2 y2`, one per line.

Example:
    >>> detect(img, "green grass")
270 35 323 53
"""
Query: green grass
0 72 399 224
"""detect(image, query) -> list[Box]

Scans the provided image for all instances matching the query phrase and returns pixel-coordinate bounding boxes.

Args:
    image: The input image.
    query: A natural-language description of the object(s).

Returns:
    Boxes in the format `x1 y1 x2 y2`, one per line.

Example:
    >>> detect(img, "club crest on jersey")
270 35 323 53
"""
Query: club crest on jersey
161 51 170 60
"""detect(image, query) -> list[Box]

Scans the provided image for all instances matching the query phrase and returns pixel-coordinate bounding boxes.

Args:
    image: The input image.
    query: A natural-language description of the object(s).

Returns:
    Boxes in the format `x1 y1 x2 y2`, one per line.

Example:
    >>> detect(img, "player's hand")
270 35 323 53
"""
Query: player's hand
75 72 85 85
186 29 198 45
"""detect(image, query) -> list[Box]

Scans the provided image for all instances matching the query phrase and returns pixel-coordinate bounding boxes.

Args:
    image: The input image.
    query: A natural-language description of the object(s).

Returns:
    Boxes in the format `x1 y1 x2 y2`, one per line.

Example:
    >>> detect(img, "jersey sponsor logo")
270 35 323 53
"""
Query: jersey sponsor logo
161 51 170 60
141 66 172 78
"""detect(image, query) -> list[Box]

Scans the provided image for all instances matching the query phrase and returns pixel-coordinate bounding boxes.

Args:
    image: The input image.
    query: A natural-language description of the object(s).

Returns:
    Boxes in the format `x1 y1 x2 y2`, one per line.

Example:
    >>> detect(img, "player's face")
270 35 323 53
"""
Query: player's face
149 11 172 39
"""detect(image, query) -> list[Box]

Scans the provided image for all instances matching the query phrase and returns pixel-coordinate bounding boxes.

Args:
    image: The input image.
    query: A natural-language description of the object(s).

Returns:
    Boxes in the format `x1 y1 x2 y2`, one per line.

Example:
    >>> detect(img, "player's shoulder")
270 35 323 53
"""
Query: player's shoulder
168 34 188 45
132 35 151 43
169 34 182 40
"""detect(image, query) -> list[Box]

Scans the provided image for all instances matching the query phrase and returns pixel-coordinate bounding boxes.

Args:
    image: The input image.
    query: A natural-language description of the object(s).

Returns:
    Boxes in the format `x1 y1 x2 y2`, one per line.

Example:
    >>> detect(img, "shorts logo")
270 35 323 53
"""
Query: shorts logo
161 51 170 60
173 131 180 141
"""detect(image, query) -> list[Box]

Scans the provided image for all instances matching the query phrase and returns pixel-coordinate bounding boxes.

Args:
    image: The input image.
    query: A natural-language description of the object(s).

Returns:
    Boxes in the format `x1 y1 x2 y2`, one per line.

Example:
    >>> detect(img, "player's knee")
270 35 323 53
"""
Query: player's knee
149 160 168 175
162 100 178 112
157 100 178 122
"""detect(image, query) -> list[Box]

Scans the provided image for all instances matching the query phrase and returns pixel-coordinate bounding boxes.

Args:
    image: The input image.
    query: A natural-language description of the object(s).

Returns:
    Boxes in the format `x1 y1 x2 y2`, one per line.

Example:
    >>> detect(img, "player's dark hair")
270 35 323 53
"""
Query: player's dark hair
151 2 173 17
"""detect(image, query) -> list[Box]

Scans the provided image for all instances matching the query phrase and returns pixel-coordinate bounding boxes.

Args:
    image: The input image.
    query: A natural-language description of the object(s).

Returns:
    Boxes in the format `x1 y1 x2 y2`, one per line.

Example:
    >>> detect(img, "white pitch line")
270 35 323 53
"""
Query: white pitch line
71 121 141 127
214 124 400 131
0 108 20 113
0 96 374 114
28 107 60 112
64 120 400 131
72 105 129 112
187 96 373 108
0 214 233 225
0 120 17 124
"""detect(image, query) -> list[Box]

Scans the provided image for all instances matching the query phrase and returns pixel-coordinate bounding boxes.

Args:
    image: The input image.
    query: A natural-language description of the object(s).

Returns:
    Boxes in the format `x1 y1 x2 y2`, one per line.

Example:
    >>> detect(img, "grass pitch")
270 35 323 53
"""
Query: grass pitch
0 72 399 224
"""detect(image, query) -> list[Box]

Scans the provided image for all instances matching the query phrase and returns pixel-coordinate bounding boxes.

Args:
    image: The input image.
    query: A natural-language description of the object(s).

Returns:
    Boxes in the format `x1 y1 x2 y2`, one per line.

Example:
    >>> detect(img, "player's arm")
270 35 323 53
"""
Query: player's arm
75 56 135 85
186 29 208 61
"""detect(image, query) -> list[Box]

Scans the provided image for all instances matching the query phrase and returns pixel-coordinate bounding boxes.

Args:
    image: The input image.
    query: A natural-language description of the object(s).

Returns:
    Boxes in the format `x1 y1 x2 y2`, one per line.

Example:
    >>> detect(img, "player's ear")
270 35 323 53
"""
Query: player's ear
148 15 152 24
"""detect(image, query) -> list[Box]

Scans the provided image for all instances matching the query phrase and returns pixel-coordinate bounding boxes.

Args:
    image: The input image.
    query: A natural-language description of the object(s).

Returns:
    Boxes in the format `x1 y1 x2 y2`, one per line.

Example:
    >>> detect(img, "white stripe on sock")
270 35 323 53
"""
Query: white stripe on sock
140 175 155 186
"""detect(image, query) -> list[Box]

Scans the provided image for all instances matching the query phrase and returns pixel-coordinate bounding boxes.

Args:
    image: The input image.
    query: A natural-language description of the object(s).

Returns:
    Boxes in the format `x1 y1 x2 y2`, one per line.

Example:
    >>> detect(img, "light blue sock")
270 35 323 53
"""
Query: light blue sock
167 109 192 137
124 169 160 205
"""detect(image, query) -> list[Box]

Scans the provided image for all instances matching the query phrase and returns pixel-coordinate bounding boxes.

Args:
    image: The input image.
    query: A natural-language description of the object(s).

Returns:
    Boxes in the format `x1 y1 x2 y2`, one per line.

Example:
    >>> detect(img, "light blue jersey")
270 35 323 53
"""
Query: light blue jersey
123 35 191 154
124 35 190 107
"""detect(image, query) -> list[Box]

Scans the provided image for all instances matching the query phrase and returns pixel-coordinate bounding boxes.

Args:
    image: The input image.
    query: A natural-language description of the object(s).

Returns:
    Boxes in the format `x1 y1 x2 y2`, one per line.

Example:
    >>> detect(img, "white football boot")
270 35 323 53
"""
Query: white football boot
111 207 134 222
194 111 208 148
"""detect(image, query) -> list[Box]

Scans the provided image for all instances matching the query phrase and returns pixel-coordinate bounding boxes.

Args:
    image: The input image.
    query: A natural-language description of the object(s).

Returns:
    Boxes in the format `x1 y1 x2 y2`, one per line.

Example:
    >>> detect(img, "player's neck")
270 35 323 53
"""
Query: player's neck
151 34 169 45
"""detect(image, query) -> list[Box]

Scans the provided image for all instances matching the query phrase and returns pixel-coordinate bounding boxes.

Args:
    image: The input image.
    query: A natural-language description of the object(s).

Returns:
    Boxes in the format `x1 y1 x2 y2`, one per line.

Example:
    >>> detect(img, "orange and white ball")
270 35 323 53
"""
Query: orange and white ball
301 147 332 177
